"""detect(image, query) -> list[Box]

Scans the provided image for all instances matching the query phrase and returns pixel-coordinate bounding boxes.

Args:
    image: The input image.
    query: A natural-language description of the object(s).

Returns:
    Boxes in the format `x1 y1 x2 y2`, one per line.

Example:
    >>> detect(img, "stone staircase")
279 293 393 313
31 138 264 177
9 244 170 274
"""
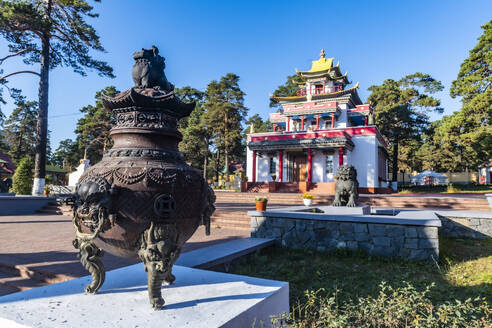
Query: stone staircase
35 201 63 215
210 191 490 230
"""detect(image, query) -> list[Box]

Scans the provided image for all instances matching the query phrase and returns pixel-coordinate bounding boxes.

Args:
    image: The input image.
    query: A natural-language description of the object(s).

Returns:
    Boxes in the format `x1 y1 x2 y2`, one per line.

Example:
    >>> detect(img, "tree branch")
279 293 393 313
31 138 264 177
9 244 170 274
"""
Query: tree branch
0 71 41 80
0 49 38 65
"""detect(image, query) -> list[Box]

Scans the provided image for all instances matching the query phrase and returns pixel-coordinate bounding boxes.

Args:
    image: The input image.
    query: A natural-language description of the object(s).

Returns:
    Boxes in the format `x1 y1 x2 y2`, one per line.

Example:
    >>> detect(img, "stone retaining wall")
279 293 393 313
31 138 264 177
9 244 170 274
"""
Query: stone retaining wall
251 216 439 262
437 215 492 239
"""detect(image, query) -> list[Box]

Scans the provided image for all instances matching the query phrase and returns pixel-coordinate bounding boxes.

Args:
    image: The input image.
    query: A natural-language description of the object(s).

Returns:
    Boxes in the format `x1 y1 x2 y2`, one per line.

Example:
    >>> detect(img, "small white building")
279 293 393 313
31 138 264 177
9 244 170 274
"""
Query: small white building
411 170 447 186
245 50 389 194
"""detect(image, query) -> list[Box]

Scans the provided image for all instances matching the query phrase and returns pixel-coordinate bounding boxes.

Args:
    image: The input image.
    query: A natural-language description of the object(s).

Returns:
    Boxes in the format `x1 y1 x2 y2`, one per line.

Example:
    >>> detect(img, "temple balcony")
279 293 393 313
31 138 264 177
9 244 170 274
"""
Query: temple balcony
296 85 343 97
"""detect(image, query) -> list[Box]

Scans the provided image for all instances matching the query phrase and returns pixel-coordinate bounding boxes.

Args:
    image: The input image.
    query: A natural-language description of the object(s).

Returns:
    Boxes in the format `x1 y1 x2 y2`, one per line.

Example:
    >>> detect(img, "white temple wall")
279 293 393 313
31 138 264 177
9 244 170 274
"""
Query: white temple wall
336 103 348 128
312 152 325 182
246 146 253 181
350 135 378 188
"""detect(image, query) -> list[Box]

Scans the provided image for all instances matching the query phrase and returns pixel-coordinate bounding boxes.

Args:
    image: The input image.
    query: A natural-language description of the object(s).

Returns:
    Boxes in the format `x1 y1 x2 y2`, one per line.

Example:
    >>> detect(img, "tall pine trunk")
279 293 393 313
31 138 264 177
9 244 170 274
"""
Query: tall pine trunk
32 0 52 195
392 141 399 182
224 111 229 176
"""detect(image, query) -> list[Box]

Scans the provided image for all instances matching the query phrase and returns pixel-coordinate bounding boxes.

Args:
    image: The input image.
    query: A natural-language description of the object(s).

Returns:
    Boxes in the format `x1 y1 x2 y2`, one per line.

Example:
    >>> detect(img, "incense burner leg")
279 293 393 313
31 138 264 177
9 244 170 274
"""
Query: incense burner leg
73 238 105 294
137 222 179 310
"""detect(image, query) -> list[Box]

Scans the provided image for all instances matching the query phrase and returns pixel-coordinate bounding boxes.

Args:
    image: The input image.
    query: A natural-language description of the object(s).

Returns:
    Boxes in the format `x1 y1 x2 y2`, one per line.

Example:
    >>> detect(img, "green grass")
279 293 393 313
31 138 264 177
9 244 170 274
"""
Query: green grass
222 237 492 326
398 184 492 194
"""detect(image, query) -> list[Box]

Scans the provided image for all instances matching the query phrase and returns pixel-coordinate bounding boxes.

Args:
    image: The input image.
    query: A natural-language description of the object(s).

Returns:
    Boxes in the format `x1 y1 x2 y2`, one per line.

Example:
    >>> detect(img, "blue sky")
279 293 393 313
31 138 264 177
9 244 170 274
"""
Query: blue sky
1 0 491 150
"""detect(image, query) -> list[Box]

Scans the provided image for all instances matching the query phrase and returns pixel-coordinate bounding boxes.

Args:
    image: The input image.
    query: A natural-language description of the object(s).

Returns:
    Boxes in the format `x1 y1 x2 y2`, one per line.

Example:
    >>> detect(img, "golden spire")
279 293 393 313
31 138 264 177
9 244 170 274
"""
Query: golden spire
320 49 326 59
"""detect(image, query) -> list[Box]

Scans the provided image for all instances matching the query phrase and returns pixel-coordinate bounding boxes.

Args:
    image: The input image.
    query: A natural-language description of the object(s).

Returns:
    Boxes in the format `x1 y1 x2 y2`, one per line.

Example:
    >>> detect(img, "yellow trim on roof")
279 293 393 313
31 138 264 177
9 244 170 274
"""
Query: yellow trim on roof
307 49 333 73
270 83 359 101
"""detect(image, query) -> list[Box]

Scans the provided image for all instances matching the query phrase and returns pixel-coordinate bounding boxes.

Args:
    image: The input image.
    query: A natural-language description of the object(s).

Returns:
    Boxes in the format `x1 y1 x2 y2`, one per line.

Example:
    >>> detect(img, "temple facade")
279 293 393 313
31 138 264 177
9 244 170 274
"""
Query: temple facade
246 50 389 193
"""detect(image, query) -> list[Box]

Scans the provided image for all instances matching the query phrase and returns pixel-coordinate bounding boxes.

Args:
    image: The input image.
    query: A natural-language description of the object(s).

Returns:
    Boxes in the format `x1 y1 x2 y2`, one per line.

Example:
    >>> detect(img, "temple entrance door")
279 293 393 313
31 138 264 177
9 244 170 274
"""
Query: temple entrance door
293 155 306 182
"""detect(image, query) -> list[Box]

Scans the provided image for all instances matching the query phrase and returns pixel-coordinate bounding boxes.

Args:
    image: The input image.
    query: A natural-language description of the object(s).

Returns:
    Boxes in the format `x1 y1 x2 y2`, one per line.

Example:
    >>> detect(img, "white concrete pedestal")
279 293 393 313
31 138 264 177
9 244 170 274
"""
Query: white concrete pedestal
0 264 288 328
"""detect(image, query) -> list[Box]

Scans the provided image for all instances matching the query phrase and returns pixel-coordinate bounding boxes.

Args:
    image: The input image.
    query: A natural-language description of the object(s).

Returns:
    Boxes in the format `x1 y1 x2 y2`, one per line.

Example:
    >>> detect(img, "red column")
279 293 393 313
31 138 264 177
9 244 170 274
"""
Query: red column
316 114 319 130
287 118 290 131
307 148 312 183
272 123 277 131
252 150 257 182
278 150 283 182
364 116 368 126
301 116 305 131
338 147 344 166
331 112 335 128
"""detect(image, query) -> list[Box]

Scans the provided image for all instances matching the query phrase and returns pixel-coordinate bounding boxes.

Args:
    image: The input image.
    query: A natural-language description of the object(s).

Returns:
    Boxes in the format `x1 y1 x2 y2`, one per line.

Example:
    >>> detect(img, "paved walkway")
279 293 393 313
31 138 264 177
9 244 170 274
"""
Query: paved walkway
0 214 248 295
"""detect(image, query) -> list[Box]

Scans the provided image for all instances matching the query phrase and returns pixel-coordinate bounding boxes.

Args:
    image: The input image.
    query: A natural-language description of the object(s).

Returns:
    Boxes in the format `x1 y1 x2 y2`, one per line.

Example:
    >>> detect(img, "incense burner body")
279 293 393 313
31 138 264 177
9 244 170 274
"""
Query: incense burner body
71 47 215 310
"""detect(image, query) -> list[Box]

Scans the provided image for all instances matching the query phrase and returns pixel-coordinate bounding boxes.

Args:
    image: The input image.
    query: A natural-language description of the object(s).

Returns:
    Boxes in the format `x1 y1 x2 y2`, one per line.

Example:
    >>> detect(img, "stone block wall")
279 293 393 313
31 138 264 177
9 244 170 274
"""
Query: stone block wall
438 215 492 239
251 216 439 262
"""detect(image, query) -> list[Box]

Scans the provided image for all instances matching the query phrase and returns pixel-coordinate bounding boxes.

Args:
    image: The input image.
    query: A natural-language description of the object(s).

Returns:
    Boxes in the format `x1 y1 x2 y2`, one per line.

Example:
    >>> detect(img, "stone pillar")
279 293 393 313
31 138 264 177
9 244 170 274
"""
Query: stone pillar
331 112 335 128
307 148 312 183
278 150 283 182
252 150 257 182
338 147 344 166
301 116 305 131
316 114 319 130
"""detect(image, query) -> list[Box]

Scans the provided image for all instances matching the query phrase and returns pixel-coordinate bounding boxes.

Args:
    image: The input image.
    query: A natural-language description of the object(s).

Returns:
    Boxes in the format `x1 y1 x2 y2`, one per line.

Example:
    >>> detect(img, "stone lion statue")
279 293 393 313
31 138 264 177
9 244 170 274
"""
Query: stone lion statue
132 46 174 92
332 165 359 207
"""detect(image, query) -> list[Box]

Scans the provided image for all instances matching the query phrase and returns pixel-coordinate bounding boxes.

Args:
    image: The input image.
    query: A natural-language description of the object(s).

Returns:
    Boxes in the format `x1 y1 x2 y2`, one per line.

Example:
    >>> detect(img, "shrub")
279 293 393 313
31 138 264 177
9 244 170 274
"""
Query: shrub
255 196 268 202
302 194 314 199
12 157 34 195
271 282 491 328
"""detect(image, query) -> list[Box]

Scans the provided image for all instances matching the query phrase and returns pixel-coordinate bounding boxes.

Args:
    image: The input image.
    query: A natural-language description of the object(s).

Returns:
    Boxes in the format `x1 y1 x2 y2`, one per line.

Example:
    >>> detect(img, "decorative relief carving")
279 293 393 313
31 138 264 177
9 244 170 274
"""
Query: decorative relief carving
80 166 178 186
104 148 183 161
137 222 180 310
114 110 177 129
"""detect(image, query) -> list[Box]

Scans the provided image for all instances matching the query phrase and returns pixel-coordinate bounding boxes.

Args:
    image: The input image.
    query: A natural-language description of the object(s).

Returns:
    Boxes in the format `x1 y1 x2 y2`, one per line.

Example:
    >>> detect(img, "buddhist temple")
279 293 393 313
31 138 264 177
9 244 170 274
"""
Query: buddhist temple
245 50 390 193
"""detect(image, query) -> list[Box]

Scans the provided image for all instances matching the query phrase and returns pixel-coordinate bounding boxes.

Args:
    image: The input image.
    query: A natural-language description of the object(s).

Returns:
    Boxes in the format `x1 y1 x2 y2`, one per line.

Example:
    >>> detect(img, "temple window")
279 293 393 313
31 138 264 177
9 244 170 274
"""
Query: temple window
315 84 323 94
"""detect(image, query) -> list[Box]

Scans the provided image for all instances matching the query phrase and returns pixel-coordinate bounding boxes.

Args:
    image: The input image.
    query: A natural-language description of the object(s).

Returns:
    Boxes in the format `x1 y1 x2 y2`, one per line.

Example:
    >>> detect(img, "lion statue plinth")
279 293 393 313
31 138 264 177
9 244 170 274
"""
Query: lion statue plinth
332 165 359 207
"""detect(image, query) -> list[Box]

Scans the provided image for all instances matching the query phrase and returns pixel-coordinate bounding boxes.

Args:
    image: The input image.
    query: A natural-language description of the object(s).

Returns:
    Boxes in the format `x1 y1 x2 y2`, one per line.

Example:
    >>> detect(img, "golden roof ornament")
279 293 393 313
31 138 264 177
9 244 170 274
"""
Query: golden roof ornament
320 49 326 59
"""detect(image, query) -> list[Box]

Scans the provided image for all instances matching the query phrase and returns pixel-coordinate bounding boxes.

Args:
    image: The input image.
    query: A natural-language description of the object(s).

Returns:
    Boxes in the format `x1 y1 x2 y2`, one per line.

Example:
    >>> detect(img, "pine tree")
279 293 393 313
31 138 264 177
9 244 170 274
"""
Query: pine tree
3 95 37 163
51 138 80 169
12 156 33 195
367 73 443 180
175 86 211 178
269 74 303 109
74 86 118 164
203 74 248 176
448 20 492 169
0 0 114 194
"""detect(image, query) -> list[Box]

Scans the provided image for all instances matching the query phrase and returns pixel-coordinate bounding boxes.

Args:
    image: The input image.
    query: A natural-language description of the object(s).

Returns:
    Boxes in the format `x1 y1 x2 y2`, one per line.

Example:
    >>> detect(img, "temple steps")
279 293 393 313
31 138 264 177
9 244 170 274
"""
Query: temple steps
211 191 490 230
35 202 63 215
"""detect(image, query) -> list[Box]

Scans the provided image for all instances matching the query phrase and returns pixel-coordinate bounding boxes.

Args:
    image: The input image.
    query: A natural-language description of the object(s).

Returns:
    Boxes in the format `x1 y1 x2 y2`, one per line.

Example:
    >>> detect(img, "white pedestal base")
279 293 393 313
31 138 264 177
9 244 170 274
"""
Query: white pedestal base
0 264 288 328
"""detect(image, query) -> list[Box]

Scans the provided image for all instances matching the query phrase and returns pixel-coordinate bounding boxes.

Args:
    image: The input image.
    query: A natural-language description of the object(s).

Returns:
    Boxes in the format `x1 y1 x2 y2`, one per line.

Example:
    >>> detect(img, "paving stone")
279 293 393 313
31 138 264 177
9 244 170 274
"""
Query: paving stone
385 225 405 237
405 227 418 238
417 227 438 239
368 224 386 236
419 238 438 249
404 238 419 249
354 224 368 233
355 233 370 242
373 237 391 247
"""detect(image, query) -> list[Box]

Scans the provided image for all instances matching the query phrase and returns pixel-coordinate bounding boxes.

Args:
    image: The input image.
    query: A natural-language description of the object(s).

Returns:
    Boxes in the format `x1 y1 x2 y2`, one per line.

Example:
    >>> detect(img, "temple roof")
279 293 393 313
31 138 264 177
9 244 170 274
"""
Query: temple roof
271 83 361 104
296 49 349 84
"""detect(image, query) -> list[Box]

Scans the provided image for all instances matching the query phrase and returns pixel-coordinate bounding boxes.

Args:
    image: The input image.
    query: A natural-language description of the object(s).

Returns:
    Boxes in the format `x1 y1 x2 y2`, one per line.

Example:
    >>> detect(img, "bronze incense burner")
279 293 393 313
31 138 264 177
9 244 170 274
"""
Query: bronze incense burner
70 46 215 310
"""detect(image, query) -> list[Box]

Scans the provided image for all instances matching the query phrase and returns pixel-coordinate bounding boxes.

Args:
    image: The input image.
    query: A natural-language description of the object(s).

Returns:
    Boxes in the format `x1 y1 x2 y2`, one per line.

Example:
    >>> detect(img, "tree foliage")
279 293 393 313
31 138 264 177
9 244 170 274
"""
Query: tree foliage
446 20 492 169
11 156 33 194
269 74 303 109
74 86 117 164
203 73 248 176
0 0 114 193
3 93 38 163
175 86 211 175
244 114 272 134
367 73 443 179
50 138 80 169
